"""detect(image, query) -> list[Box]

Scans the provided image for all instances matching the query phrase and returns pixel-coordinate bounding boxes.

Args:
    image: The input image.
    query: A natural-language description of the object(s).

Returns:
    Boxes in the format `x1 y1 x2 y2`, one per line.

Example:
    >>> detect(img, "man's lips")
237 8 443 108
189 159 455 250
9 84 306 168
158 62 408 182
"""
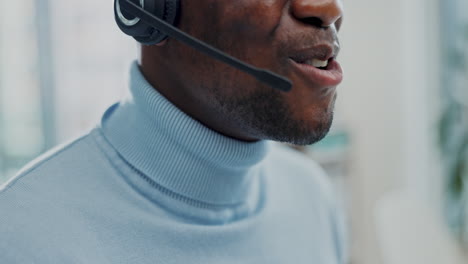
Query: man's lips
289 57 343 87
289 44 337 62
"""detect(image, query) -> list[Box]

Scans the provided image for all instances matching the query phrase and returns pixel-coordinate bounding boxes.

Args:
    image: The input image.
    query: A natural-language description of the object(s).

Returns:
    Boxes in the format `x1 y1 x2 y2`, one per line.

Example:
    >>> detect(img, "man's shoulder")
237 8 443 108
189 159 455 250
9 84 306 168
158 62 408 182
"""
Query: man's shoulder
0 128 117 214
0 129 114 256
0 131 99 195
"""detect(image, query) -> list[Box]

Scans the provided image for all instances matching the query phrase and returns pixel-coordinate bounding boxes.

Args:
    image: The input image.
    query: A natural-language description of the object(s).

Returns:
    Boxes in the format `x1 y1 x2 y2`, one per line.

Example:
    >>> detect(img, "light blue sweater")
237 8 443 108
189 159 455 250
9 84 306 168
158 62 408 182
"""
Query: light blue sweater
0 62 347 264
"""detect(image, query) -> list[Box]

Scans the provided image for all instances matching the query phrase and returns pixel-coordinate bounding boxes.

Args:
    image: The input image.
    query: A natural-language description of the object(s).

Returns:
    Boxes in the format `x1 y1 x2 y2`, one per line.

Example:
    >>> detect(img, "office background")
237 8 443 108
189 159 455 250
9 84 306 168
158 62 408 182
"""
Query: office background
0 0 467 263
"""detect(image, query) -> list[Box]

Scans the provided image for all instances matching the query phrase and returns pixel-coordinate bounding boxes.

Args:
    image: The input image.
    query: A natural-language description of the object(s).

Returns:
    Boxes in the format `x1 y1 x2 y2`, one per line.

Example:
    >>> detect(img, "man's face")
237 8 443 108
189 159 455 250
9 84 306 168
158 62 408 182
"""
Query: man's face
160 0 343 145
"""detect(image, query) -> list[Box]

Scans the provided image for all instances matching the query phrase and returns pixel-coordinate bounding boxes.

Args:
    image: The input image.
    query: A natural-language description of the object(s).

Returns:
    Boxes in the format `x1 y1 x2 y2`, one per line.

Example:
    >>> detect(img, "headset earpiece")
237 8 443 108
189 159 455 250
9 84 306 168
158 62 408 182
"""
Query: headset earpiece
114 0 180 45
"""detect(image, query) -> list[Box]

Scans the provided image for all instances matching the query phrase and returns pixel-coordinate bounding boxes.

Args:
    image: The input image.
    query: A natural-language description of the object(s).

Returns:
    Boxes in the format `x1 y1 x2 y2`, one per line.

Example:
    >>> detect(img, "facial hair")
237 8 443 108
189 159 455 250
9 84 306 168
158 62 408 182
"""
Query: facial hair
210 85 335 146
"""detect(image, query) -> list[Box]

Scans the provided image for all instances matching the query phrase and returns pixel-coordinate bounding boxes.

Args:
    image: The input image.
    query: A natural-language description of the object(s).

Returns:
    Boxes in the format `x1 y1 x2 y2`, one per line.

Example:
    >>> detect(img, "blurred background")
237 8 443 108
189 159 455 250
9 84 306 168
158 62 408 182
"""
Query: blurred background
0 0 467 263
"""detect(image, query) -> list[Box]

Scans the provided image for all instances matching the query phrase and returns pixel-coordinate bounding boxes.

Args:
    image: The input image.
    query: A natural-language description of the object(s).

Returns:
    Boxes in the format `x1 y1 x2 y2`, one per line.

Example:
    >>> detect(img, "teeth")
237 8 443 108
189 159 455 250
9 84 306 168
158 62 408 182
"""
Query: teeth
304 59 328 68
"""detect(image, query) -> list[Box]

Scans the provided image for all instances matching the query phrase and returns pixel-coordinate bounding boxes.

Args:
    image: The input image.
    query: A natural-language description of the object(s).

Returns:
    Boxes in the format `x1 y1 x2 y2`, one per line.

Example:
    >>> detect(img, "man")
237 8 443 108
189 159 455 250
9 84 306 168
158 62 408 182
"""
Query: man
0 0 347 263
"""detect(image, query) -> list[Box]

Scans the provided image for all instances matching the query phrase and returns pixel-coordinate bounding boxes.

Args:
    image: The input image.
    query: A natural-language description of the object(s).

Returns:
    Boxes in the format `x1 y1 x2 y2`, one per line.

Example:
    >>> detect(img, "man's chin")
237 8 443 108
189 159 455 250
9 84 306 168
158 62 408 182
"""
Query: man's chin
267 113 334 146
211 84 336 146
284 92 337 146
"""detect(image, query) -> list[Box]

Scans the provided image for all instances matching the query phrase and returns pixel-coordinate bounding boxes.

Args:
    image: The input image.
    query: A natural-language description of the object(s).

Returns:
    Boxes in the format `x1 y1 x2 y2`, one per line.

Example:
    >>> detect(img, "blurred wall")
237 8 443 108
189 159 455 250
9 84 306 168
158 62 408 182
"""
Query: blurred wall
48 0 136 142
336 0 443 263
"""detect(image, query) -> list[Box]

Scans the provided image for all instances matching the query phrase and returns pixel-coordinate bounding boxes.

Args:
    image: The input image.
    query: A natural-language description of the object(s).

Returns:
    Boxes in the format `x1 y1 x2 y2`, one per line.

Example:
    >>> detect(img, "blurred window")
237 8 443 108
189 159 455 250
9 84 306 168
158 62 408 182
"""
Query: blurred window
0 0 46 182
0 0 134 183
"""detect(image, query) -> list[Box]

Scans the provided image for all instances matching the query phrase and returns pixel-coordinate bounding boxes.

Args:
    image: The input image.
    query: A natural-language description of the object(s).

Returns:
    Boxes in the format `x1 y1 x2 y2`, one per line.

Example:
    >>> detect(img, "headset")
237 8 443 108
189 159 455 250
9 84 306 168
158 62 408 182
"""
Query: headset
114 0 292 92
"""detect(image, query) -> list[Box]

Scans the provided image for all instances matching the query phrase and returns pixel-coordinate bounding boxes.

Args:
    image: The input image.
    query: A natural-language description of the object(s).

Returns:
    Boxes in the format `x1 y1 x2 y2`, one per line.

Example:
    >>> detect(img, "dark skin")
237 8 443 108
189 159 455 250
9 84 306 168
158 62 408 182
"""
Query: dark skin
140 0 343 145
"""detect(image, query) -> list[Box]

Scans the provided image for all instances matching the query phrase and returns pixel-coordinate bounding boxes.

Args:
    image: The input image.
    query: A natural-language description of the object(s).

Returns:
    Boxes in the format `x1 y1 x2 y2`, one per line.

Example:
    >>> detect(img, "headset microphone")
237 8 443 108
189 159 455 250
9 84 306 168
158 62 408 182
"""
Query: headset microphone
116 0 292 92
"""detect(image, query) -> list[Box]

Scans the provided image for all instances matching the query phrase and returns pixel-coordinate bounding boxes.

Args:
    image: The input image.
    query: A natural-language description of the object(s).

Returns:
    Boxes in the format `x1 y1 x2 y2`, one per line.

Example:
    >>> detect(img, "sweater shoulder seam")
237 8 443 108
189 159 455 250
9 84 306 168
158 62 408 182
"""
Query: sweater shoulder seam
0 135 90 196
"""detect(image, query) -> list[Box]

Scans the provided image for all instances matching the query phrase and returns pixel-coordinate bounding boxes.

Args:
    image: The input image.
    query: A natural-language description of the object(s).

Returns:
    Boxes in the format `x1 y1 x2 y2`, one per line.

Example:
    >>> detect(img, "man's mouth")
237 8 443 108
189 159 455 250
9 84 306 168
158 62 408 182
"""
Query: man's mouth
289 58 343 87
297 58 330 70
289 44 343 87
304 58 329 69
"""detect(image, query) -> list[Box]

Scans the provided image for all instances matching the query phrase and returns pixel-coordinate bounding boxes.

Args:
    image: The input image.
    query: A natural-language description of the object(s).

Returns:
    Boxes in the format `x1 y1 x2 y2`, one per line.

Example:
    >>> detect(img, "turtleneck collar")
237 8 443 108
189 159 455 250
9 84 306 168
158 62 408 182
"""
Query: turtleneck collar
100 61 270 206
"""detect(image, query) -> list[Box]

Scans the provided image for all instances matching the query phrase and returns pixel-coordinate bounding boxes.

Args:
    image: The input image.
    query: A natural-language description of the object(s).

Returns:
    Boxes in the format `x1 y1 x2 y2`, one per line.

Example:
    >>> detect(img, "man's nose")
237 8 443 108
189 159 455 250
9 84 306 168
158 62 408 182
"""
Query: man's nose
291 0 343 28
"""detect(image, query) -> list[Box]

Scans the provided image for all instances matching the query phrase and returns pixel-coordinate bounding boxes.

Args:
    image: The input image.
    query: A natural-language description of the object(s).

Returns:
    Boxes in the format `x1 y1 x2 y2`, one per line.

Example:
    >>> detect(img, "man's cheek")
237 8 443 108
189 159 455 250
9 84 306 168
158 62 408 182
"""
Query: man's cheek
219 3 282 38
